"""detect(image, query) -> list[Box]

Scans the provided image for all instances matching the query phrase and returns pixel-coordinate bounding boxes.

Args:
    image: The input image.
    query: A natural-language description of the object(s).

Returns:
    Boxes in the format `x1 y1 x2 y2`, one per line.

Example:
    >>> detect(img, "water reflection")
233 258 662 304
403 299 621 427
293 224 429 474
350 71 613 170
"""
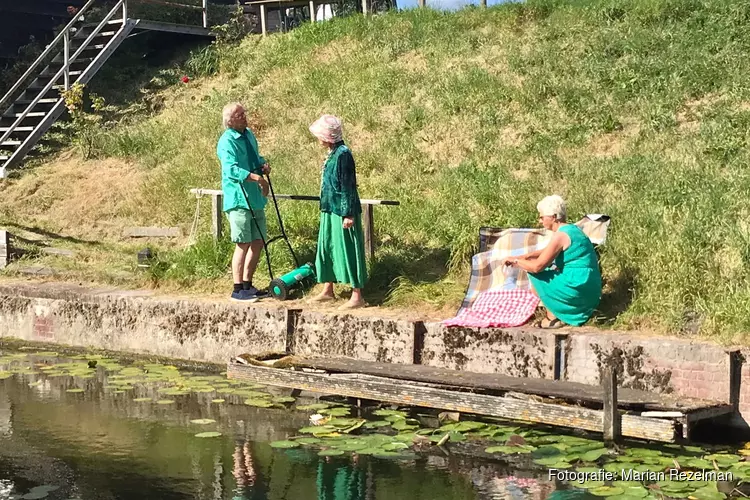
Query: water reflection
0 350 558 500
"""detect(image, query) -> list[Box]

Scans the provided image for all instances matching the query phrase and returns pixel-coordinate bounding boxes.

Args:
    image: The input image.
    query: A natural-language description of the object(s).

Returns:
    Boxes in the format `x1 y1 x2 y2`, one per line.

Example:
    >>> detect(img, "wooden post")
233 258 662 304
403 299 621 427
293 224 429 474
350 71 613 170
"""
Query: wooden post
361 0 368 14
211 193 223 241
418 0 425 7
0 230 9 269
729 350 744 412
602 366 621 442
362 203 375 260
202 0 208 27
63 30 70 90
260 4 267 36
309 0 315 21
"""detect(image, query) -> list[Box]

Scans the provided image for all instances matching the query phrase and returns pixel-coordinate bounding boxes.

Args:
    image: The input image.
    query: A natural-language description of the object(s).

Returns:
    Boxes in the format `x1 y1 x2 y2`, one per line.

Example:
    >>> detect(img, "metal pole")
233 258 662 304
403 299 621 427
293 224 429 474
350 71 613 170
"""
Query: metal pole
123 0 128 22
202 0 208 27
63 30 70 90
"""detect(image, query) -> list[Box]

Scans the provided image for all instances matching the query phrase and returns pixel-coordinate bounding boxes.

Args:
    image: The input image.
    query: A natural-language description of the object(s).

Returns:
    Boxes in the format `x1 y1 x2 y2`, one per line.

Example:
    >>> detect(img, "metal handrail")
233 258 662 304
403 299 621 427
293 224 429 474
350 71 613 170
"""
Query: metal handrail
0 1 126 148
0 0 100 113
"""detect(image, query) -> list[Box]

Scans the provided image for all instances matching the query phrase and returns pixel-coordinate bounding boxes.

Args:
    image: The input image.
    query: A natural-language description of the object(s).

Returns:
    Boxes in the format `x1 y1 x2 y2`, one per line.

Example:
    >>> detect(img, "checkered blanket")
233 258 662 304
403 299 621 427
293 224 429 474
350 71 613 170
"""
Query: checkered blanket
443 289 540 328
457 214 611 314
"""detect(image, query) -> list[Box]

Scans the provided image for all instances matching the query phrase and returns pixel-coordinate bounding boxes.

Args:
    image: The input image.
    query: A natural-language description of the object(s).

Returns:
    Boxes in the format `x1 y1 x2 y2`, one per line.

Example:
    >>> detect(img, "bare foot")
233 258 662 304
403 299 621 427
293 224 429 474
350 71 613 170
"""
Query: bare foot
309 293 335 303
339 298 366 310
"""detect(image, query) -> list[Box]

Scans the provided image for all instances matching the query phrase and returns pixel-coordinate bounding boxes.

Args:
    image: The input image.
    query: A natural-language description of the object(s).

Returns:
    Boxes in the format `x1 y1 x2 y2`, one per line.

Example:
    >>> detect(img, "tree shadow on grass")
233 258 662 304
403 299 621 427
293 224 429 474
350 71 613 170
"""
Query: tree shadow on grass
364 244 452 306
594 264 637 326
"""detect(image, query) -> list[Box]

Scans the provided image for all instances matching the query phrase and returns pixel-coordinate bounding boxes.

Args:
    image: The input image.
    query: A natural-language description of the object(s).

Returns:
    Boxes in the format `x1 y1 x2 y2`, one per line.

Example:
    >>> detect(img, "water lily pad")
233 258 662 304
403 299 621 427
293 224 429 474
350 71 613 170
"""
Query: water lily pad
295 437 321 445
318 449 344 456
627 449 663 458
321 407 351 417
190 419 216 425
391 419 418 431
195 432 222 438
156 400 175 405
22 492 48 500
299 426 336 435
576 467 602 473
272 396 296 404
373 409 407 418
133 398 152 402
686 458 713 469
573 481 605 490
211 399 225 403
590 486 625 497
689 486 726 500
485 445 532 454
612 482 644 489
66 388 84 393
191 387 216 393
244 399 273 408
270 440 300 448
705 454 740 465
335 442 368 452
364 421 391 429
535 457 565 466
580 448 609 462
605 462 637 473
382 442 409 451
296 403 331 411
620 486 649 498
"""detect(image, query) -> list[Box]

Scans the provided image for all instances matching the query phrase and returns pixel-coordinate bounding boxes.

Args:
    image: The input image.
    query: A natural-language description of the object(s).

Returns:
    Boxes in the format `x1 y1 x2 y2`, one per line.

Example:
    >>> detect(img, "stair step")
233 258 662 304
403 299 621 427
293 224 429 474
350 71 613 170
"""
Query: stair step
10 112 46 118
41 70 82 78
15 98 59 106
82 20 123 28
1 141 21 146
0 156 8 162
80 44 107 52
50 57 95 66
0 127 33 133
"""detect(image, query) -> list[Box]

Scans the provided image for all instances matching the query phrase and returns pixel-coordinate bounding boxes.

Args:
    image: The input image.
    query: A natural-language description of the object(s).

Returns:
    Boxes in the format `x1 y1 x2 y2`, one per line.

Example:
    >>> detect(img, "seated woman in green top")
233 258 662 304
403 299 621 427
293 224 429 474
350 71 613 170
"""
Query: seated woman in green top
308 114 368 310
505 195 602 329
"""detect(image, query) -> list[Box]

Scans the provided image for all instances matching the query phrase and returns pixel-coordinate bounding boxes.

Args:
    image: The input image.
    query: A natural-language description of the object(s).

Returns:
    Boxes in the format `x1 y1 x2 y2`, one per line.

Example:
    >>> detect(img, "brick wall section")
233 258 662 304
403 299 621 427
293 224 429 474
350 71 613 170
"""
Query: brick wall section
420 323 556 378
565 332 734 404
293 311 415 364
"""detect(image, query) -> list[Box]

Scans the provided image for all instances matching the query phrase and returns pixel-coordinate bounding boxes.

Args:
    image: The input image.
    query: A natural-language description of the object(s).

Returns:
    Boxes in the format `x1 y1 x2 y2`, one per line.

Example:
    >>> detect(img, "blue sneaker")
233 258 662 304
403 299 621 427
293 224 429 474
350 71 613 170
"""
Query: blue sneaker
231 289 259 302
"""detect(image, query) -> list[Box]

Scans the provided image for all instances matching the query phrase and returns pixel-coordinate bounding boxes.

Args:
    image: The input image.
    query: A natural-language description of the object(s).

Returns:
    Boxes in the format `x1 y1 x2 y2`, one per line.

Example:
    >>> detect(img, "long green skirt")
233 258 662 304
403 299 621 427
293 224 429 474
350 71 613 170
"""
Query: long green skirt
315 212 368 289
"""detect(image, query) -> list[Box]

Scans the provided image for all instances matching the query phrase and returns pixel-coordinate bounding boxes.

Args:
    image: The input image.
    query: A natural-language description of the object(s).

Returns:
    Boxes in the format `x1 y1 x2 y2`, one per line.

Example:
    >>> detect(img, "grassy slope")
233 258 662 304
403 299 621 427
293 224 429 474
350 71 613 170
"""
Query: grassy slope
3 0 750 340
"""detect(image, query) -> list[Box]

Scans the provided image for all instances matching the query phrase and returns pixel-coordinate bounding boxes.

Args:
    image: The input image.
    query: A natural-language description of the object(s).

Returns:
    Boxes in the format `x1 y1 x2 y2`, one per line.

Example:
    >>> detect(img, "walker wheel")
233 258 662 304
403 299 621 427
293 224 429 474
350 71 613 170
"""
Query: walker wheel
269 278 288 300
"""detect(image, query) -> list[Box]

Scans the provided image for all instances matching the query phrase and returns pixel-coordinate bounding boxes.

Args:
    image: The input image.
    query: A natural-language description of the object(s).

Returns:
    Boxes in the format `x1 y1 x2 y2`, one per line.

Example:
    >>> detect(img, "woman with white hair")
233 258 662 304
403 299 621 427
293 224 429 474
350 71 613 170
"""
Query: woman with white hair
307 114 367 309
505 195 602 328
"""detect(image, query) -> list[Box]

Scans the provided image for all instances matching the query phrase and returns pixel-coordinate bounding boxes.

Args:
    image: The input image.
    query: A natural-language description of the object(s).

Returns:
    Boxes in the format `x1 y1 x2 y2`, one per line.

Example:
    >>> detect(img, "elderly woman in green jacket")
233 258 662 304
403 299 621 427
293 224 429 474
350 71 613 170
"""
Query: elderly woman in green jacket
308 115 367 309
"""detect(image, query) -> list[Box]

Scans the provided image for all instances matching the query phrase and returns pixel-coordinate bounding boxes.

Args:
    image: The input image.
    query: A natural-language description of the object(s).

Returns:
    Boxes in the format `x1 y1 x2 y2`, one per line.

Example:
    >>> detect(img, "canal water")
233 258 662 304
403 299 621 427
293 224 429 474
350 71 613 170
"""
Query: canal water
0 348 557 500
0 348 745 500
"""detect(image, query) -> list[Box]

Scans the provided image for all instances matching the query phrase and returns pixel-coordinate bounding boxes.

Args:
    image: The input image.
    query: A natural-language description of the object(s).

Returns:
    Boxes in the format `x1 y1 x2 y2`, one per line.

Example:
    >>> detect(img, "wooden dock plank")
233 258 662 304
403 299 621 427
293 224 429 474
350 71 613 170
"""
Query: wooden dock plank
293 357 728 413
226 362 679 442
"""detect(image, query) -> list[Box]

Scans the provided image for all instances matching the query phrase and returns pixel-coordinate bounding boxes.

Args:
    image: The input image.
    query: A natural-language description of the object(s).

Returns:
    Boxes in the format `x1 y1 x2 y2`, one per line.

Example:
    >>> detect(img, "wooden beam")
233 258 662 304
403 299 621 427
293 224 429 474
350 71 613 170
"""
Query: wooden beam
0 230 9 269
602 367 621 443
122 227 182 238
260 4 267 36
226 362 679 442
729 349 744 412
211 193 223 241
362 203 375 261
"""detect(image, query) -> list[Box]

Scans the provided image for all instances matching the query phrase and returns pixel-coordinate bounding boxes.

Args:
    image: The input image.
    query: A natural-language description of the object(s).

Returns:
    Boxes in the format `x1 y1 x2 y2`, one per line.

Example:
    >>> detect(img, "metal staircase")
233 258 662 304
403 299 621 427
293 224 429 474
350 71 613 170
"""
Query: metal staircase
0 0 213 179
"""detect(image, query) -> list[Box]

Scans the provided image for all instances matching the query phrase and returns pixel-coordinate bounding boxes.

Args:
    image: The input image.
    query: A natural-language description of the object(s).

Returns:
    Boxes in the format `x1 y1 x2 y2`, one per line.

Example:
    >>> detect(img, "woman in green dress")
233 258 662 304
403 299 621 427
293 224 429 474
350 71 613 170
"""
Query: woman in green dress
308 114 368 309
505 195 602 328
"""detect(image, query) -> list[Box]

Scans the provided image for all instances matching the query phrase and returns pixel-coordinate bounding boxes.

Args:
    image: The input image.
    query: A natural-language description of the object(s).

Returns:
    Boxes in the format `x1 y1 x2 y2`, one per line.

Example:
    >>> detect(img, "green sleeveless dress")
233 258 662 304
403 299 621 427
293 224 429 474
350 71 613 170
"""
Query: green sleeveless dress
527 224 602 326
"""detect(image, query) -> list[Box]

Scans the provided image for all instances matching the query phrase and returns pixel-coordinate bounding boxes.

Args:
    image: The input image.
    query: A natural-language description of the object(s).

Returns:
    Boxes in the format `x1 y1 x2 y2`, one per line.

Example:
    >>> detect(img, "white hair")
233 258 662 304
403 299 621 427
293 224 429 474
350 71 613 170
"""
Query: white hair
537 195 567 222
222 102 244 128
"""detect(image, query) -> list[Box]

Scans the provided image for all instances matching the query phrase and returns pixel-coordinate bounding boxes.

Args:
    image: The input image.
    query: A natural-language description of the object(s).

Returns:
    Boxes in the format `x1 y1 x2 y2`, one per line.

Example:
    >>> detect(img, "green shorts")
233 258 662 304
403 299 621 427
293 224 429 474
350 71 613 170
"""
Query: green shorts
227 208 267 244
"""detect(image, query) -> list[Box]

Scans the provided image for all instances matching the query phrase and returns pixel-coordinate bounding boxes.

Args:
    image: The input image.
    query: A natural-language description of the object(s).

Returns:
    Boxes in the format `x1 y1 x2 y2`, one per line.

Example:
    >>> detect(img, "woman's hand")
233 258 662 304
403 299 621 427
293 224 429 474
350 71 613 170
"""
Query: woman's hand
261 163 271 175
343 217 354 229
504 259 518 267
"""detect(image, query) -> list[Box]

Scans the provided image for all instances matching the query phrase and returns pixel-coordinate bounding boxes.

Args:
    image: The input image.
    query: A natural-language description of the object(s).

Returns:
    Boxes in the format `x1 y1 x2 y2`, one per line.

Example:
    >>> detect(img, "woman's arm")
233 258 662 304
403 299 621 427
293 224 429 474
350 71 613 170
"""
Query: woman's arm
508 232 566 274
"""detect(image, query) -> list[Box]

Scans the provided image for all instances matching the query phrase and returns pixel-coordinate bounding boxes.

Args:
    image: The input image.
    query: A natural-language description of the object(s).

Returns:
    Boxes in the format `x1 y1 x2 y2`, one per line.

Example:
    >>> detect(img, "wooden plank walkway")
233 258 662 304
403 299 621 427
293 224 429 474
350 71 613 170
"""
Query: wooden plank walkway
226 355 735 443
293 357 726 413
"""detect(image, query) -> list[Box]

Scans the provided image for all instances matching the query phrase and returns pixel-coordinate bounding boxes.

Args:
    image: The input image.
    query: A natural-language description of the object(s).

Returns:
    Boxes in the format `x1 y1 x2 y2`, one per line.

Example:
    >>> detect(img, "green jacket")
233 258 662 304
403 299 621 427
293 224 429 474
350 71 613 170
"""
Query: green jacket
217 127 268 212
320 142 361 218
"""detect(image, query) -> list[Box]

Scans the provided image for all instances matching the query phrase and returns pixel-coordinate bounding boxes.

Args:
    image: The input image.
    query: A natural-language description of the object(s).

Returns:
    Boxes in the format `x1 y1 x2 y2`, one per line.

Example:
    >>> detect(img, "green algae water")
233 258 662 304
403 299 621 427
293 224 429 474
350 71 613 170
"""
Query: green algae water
0 348 746 500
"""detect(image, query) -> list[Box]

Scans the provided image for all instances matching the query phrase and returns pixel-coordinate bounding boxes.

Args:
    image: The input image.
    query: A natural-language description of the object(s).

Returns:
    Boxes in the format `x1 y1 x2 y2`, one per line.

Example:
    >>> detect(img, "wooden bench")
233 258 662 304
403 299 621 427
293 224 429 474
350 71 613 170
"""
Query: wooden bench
189 188 399 260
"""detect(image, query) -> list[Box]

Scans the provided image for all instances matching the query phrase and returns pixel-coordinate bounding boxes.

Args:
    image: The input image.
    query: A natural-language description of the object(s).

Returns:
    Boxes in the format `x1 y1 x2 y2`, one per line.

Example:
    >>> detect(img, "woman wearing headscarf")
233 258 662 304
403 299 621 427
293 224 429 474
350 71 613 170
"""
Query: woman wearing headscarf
308 114 367 309
505 195 602 328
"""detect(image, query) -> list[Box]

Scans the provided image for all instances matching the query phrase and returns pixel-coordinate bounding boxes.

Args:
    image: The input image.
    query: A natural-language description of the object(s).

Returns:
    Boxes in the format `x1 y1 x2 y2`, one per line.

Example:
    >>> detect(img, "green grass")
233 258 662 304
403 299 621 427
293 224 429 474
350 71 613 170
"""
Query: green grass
6 0 750 339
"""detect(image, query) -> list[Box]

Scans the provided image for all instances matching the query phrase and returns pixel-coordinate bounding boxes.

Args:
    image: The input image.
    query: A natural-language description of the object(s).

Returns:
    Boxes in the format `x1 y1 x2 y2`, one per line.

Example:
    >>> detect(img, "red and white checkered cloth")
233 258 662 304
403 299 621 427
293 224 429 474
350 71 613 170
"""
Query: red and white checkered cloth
443 289 540 328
